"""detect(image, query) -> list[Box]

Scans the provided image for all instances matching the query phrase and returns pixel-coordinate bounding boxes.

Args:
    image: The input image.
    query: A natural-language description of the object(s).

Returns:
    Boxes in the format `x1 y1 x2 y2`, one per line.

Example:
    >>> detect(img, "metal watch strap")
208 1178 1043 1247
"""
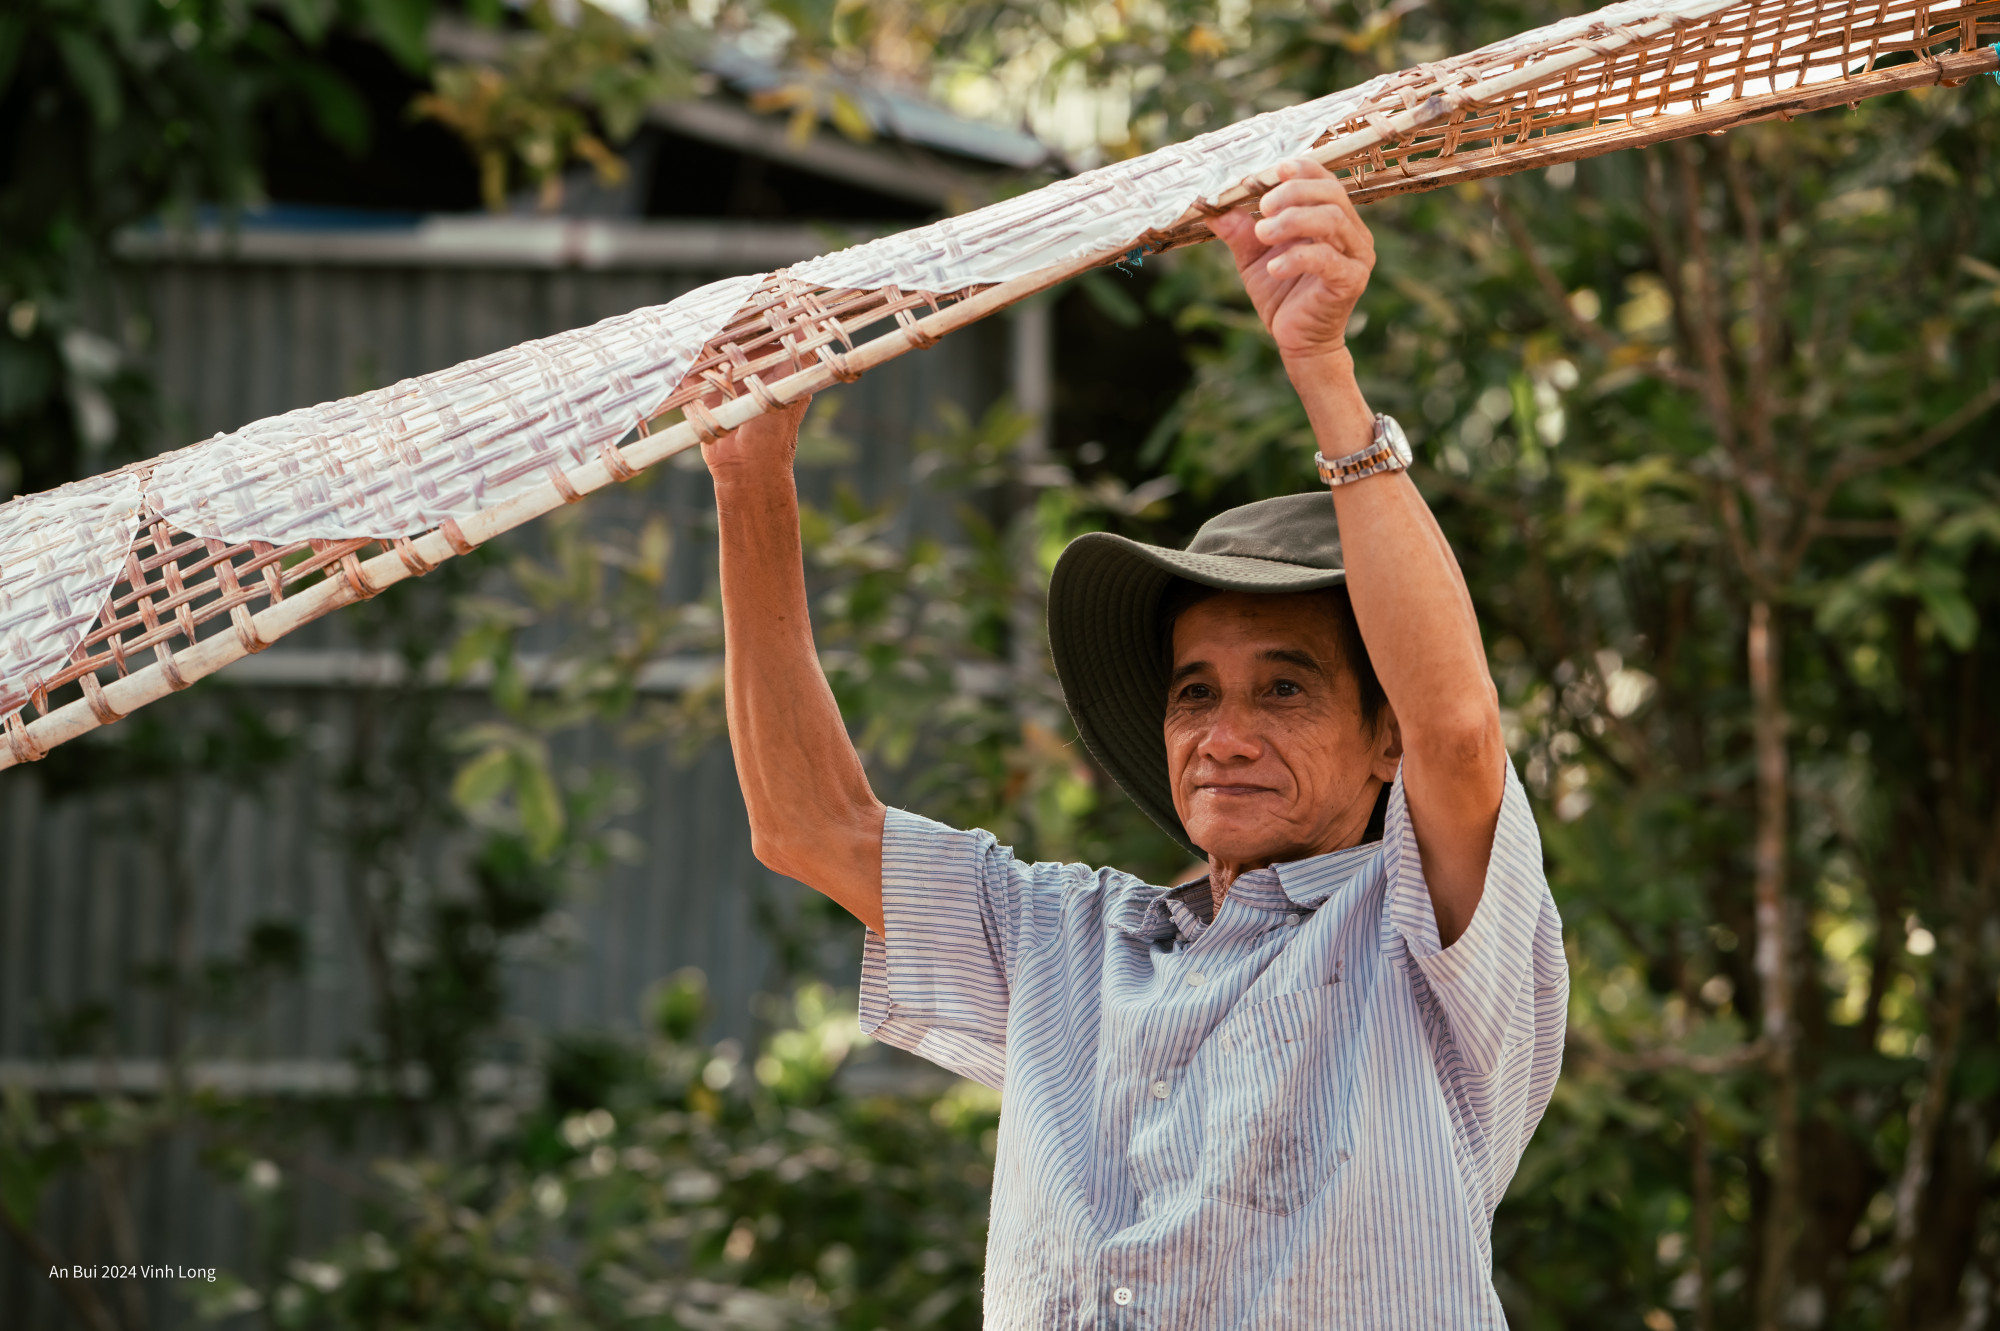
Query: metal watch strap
1314 413 1410 487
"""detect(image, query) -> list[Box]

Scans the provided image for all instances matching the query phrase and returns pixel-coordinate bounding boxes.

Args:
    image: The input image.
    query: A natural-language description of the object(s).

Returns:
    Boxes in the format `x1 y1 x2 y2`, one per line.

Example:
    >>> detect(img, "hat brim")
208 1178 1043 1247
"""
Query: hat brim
1046 532 1347 858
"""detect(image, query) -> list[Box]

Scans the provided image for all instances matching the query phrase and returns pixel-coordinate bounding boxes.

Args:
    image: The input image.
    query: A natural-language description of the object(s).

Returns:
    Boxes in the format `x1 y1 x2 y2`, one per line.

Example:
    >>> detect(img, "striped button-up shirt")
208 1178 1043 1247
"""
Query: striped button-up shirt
859 761 1565 1328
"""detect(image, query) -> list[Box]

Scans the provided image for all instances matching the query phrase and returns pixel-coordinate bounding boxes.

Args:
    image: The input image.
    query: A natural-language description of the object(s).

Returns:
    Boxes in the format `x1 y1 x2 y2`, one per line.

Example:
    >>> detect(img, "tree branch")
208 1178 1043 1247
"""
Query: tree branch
1671 140 1742 462
1722 144 1781 484
1693 1102 1718 1331
1488 184 1703 392
1749 597 1801 1331
1801 377 2000 542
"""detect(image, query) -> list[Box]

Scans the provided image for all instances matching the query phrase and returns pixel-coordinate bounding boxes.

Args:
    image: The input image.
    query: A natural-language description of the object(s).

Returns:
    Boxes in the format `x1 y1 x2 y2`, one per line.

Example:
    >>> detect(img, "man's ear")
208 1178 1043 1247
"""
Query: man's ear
1370 706 1403 785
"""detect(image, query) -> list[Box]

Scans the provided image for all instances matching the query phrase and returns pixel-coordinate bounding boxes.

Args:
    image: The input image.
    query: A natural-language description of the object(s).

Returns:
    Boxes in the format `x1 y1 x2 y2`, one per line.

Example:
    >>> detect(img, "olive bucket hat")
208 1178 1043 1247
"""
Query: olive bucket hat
1047 491 1348 858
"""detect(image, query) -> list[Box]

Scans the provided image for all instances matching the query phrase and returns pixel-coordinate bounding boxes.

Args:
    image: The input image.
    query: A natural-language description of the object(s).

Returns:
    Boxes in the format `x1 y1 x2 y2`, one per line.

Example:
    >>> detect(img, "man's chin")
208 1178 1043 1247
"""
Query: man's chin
1184 819 1296 867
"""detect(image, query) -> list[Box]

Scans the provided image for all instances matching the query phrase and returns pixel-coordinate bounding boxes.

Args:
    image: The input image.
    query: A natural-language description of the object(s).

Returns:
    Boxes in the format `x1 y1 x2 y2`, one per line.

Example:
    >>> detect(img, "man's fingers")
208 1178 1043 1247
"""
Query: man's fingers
1262 161 1349 209
1254 203 1368 254
1266 238 1370 284
1210 206 1270 270
702 391 812 464
1256 193 1366 250
1273 155 1336 184
1214 160 1354 269
1262 159 1369 239
1260 179 1350 215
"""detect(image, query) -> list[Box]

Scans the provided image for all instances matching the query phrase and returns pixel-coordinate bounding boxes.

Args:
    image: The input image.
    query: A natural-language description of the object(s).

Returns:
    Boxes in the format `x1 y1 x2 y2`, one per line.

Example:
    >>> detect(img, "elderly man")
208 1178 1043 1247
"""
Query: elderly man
708 158 1565 1328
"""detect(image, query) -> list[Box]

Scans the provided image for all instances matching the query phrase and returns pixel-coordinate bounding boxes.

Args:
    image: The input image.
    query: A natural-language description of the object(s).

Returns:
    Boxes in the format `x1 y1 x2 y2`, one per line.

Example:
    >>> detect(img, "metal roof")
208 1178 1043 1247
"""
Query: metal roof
701 45 1051 171
425 17 1056 199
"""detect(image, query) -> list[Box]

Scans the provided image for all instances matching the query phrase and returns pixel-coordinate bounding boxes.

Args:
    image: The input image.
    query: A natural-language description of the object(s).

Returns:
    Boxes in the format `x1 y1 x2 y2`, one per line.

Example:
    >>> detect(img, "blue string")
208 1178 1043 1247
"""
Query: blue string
1991 41 1999 84
1114 244 1153 275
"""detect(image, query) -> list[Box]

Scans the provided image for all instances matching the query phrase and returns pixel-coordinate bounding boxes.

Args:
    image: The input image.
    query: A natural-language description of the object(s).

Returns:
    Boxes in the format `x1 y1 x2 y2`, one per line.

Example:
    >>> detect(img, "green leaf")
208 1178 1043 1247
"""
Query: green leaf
597 91 648 145
52 28 122 130
1509 373 1538 449
278 0 340 45
355 0 433 72
291 62 371 155
827 89 874 142
1919 584 1979 650
1935 501 2000 554
451 746 515 813
98 0 146 50
0 1144 43 1230
447 622 505 682
636 517 671 583
0 1089 47 1229
513 751 566 859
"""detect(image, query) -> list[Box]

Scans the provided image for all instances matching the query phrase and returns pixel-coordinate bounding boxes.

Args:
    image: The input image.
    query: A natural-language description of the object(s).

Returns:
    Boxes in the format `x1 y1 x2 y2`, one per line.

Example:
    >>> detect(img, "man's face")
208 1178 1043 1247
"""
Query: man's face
1165 591 1398 867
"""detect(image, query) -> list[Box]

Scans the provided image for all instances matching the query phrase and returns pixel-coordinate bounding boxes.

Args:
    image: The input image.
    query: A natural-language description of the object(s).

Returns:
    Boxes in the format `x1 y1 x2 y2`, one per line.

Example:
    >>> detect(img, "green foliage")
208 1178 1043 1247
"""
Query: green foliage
449 496 720 857
261 979 998 1331
415 1 702 211
0 0 441 496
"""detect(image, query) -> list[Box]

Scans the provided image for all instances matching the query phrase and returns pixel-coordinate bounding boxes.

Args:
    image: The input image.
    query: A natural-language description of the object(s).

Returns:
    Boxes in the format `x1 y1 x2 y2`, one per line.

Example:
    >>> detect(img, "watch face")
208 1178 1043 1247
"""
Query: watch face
1378 414 1414 467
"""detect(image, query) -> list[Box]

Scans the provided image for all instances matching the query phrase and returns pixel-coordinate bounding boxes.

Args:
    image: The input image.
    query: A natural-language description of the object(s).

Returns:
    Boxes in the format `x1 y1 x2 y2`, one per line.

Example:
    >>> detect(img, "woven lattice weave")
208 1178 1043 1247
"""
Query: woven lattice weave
2 0 1994 768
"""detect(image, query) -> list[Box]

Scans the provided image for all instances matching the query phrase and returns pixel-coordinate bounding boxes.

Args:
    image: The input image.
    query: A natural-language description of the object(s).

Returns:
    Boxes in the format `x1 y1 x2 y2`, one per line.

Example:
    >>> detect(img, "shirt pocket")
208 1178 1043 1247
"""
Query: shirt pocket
1198 982 1353 1215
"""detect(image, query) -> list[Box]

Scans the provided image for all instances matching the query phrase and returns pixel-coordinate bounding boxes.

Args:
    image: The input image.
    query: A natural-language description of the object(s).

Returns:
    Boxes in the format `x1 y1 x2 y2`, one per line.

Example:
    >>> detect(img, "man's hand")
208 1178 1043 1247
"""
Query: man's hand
701 392 810 486
1210 158 1375 366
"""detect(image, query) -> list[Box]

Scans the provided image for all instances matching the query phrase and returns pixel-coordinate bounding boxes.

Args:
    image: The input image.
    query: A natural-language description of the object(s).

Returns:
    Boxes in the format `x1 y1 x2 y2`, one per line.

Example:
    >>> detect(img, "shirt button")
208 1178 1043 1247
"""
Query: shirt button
1151 1079 1169 1100
1187 970 1206 987
1285 915 1303 927
1113 1287 1134 1306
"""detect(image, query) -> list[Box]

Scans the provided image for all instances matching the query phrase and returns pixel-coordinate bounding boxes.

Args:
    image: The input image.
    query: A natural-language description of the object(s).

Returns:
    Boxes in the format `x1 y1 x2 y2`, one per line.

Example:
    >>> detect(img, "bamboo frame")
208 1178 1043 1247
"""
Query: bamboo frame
2 0 1994 771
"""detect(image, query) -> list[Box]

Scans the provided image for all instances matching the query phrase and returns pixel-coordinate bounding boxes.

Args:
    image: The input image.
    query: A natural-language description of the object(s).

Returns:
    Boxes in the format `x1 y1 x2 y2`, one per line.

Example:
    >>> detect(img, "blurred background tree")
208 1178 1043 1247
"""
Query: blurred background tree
0 0 449 497
3 2 1998 1329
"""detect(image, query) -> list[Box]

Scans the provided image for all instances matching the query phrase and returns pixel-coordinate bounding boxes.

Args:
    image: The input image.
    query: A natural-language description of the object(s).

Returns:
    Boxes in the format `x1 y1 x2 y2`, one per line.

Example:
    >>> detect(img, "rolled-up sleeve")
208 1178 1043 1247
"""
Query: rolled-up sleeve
859 808 1127 1090
856 809 1025 1090
1383 758 1566 1081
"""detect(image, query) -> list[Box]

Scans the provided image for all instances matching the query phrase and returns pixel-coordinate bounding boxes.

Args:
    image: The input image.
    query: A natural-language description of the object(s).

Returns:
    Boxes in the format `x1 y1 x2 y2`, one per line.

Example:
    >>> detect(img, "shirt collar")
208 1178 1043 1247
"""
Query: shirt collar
1160 878 1215 940
1116 835 1385 941
1272 835 1386 908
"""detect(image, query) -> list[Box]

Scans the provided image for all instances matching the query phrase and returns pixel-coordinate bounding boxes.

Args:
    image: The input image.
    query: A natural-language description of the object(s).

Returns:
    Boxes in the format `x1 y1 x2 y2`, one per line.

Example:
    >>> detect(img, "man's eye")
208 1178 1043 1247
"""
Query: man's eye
1176 683 1214 702
1272 679 1303 697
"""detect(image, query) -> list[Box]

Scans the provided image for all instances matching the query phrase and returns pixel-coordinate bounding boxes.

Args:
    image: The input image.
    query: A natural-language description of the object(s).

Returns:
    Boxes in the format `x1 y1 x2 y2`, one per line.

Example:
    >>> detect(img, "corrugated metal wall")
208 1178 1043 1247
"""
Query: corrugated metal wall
0 223 1016 1329
6 225 1008 1052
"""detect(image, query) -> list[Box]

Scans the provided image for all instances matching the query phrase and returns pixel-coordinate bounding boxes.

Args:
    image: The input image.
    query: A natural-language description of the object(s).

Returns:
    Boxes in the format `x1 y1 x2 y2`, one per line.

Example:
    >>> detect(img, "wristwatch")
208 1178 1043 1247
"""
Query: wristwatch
1314 413 1413 487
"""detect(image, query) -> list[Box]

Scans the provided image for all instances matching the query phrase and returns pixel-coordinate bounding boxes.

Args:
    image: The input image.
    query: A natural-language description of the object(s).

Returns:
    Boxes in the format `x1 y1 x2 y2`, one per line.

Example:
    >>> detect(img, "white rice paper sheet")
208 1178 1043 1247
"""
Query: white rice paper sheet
0 0 1777 722
146 272 765 546
0 470 146 717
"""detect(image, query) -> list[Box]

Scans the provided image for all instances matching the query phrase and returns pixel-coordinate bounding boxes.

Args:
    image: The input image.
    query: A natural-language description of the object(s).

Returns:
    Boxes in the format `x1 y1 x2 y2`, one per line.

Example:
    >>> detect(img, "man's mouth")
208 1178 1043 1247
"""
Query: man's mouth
1193 784 1278 798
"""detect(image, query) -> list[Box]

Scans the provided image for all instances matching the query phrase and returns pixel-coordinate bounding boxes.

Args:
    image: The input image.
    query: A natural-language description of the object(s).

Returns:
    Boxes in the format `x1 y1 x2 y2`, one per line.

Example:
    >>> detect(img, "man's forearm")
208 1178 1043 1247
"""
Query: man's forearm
1289 350 1492 740
715 467 887 933
1289 350 1504 942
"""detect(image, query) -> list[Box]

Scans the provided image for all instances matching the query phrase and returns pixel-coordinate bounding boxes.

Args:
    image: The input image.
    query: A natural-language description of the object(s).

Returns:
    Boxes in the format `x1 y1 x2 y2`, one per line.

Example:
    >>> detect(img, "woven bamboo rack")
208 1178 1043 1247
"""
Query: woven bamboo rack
2 0 1995 771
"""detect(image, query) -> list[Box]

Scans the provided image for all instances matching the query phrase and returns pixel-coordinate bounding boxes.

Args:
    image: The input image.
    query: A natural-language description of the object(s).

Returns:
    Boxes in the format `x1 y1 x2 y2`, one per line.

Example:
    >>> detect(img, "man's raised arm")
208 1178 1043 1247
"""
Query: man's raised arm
1212 159 1506 946
708 399 888 934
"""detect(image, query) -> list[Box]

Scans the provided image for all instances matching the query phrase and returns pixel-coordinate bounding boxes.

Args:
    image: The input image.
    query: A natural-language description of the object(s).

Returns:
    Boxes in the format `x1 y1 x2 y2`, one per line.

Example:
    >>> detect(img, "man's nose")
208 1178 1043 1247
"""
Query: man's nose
1197 697 1264 763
